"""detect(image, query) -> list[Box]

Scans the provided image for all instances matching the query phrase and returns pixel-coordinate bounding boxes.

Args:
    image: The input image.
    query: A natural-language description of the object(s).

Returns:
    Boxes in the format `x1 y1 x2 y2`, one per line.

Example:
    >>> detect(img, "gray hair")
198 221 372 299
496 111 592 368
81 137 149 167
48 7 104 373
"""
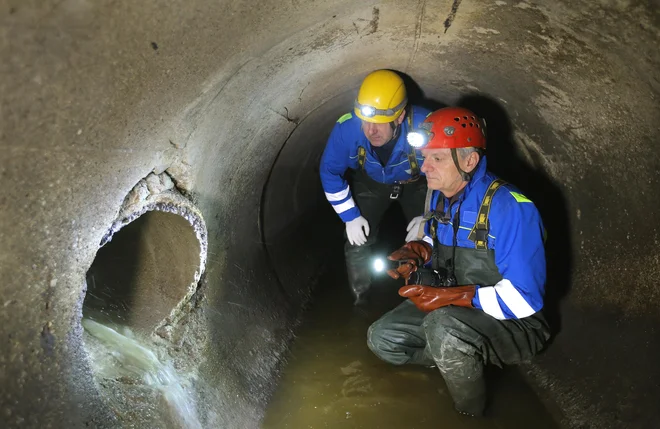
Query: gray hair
457 147 479 159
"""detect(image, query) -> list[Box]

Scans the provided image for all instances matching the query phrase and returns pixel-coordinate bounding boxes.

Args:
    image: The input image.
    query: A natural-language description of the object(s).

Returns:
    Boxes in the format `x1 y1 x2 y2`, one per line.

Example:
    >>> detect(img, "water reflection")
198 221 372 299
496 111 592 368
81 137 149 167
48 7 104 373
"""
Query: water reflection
262 264 558 429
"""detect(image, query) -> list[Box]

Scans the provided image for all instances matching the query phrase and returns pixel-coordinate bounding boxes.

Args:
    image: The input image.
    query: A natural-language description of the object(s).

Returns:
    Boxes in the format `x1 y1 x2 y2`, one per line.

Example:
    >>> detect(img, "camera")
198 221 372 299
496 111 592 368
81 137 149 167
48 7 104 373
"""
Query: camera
371 257 457 287
408 268 457 287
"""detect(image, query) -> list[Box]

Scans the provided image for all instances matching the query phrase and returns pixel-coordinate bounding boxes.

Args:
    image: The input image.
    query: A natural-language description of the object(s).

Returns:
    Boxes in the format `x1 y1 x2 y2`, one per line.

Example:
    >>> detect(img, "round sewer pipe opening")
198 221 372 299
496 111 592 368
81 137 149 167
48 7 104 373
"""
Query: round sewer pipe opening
80 201 209 428
83 210 202 334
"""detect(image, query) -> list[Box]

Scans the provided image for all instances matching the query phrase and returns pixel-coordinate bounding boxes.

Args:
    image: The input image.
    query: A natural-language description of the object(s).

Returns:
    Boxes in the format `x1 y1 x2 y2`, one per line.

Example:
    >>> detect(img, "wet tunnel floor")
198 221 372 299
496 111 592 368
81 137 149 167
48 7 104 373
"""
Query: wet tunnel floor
262 209 559 429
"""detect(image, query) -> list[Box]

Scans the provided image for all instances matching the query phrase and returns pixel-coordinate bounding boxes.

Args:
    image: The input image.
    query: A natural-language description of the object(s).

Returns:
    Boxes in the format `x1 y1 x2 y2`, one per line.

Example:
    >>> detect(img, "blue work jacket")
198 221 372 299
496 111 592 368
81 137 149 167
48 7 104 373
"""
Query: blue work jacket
422 158 546 320
320 106 431 222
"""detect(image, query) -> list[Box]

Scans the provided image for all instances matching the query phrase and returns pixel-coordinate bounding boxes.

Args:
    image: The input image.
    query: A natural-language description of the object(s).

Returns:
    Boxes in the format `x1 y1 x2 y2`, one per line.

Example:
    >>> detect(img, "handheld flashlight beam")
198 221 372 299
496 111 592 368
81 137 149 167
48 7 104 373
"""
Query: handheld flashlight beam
372 258 402 274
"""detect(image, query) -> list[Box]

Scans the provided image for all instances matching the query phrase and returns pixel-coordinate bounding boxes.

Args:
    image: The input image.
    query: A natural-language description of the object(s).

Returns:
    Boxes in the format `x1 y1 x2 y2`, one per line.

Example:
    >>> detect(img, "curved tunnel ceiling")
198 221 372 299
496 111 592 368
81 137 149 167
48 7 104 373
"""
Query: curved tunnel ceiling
1 1 659 428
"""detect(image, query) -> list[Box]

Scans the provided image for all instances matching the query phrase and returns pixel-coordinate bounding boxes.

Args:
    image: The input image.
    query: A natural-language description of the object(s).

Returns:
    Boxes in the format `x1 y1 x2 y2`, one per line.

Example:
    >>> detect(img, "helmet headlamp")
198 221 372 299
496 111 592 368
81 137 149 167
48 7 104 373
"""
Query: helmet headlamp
360 105 376 118
407 122 434 148
354 99 407 120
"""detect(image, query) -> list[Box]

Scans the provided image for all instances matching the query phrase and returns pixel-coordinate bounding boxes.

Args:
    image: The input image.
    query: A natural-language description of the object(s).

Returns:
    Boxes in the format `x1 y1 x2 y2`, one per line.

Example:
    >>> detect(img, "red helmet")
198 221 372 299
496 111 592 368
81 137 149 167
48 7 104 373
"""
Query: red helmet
407 107 486 150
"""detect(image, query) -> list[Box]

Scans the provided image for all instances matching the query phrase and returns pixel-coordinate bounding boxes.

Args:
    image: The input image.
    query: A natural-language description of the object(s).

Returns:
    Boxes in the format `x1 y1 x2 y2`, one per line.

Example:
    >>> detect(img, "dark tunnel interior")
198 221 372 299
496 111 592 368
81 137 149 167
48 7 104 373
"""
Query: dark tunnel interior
258 88 572 427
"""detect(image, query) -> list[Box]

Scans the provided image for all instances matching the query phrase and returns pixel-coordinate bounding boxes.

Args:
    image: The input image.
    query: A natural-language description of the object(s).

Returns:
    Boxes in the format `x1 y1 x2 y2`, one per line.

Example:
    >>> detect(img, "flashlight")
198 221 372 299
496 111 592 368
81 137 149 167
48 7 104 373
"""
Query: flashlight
372 257 402 274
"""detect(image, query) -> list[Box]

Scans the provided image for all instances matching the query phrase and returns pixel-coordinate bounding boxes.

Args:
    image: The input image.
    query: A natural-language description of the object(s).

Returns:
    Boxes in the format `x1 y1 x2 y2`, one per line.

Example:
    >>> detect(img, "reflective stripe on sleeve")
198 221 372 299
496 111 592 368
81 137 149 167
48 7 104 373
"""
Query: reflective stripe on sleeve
332 198 356 214
477 286 506 320
494 279 536 319
325 187 350 202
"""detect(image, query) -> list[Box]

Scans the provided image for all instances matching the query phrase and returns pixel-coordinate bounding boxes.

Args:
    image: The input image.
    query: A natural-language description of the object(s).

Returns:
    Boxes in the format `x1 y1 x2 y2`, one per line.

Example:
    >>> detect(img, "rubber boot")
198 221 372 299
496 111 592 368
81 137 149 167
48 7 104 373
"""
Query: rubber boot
423 306 489 416
441 368 486 417
344 240 372 305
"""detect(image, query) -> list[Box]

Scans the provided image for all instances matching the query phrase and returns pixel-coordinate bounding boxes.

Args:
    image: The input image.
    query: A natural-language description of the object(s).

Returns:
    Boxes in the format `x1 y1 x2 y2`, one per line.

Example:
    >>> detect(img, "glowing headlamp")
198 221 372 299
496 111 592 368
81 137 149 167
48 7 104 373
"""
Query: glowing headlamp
407 131 427 148
354 99 408 119
360 105 376 118
407 122 434 148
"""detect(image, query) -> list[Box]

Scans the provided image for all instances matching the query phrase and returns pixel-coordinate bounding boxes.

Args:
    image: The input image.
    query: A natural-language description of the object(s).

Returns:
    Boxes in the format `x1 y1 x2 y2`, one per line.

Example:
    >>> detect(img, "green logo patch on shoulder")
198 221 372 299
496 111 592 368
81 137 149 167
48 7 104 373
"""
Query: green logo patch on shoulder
337 113 353 124
509 191 532 203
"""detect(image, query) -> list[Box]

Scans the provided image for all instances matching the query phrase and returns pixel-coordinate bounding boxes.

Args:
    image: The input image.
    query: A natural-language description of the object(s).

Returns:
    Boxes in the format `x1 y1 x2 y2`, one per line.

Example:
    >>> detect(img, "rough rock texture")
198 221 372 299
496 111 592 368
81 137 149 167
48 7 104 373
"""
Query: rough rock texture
1 0 658 428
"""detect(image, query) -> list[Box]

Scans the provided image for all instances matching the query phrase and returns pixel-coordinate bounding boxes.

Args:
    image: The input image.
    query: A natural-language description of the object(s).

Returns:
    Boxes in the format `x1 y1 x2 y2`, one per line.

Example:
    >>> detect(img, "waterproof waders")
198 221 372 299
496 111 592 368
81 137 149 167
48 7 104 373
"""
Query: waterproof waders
368 302 549 415
367 178 550 415
344 170 427 304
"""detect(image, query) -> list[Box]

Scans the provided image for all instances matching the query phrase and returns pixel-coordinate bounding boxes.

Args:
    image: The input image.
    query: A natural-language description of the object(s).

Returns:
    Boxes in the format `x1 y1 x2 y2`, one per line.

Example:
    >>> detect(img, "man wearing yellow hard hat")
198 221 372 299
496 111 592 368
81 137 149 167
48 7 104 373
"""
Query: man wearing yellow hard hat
319 69 431 305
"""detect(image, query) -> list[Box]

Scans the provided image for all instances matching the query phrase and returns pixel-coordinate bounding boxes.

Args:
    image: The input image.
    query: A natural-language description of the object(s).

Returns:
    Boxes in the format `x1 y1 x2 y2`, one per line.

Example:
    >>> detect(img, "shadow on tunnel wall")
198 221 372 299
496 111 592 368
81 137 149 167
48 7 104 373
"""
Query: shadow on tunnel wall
400 72 446 112
402 73 573 339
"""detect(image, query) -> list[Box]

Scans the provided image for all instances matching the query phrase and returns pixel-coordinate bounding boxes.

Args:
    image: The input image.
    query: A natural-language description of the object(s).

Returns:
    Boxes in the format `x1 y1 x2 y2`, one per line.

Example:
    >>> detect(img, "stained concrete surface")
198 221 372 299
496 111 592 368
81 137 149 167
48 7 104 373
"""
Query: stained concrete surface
1 0 659 428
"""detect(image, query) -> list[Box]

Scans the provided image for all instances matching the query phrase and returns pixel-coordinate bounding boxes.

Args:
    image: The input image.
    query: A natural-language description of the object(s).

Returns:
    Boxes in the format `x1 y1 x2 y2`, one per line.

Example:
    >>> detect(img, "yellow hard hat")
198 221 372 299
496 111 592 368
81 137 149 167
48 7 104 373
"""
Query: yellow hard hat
354 70 407 124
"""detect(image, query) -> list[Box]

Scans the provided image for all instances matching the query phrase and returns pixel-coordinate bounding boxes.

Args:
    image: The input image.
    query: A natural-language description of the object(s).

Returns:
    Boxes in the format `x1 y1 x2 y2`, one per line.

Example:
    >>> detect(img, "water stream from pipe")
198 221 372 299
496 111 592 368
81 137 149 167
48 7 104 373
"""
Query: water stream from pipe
82 318 203 429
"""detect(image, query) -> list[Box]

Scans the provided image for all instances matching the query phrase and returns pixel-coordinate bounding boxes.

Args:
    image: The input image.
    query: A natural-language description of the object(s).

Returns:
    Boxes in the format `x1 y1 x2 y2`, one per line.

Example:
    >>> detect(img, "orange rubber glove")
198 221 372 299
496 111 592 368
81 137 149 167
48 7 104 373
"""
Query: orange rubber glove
386 240 433 282
398 285 476 312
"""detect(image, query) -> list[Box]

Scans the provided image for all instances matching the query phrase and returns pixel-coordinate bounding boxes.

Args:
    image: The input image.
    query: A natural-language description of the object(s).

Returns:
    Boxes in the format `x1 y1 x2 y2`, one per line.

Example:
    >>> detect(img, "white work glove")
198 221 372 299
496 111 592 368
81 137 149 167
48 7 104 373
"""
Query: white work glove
405 215 425 242
346 216 370 246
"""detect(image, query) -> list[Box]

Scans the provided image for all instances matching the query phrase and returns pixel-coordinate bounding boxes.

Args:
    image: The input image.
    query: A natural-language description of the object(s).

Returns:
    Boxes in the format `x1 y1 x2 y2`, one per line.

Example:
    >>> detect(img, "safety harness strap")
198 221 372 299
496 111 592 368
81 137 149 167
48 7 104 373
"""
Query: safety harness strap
406 107 420 180
357 146 367 171
467 179 506 249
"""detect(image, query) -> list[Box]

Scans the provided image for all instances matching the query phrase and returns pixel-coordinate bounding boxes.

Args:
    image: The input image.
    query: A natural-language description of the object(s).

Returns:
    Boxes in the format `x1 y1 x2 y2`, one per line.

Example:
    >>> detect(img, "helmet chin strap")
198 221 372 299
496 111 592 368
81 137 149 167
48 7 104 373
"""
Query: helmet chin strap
387 121 401 145
451 148 471 182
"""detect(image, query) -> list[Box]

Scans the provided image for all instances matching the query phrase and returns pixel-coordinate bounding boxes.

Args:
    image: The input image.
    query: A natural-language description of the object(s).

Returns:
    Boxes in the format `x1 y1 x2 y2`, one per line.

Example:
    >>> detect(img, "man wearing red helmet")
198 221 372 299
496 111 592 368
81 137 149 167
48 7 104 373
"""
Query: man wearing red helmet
366 107 550 417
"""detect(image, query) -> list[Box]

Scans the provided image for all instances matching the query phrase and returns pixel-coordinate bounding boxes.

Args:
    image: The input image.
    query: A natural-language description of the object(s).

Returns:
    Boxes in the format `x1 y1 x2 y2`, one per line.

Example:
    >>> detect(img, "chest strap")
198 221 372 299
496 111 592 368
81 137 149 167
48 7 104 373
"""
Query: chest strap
467 179 506 249
357 146 367 171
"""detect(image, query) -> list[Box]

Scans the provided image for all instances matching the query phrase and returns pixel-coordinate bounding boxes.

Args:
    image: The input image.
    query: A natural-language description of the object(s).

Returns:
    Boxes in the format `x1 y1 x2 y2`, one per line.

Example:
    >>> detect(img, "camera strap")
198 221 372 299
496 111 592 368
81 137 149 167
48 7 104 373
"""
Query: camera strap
430 194 462 286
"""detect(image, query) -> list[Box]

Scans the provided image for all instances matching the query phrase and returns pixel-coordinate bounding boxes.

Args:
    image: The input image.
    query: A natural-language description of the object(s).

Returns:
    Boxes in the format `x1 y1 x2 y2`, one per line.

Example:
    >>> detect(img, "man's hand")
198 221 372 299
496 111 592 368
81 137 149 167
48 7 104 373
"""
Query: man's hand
399 285 476 312
405 216 425 242
386 240 433 281
346 216 370 246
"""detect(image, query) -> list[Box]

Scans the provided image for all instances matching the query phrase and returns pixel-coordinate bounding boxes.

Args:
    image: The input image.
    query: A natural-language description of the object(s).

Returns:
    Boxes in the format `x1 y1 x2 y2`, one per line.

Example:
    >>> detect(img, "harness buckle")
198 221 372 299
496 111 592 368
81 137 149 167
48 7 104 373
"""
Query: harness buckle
432 211 451 225
390 183 403 199
473 229 488 249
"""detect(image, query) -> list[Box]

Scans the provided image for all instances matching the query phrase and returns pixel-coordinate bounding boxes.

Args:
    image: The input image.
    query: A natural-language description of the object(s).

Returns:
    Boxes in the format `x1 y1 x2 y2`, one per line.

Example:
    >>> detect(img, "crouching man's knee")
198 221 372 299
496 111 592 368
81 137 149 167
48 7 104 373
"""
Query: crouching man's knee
422 307 481 366
367 321 394 362
367 321 413 366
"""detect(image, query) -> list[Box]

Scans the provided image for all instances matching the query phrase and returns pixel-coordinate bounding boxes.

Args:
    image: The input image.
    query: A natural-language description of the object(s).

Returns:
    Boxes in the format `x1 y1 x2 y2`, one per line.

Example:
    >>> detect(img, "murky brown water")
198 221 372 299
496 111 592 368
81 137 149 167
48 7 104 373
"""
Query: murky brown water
262 256 558 429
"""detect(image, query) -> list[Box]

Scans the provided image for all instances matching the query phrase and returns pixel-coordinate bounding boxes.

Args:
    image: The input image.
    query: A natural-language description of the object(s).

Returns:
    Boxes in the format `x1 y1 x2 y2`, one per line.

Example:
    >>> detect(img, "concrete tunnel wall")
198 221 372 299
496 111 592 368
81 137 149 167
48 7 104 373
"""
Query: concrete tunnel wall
1 0 658 428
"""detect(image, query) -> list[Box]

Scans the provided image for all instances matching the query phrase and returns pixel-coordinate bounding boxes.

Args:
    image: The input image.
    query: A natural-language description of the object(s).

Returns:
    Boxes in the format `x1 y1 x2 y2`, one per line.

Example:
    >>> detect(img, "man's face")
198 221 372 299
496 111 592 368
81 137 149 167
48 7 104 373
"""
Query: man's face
362 121 394 147
360 110 406 147
420 148 465 196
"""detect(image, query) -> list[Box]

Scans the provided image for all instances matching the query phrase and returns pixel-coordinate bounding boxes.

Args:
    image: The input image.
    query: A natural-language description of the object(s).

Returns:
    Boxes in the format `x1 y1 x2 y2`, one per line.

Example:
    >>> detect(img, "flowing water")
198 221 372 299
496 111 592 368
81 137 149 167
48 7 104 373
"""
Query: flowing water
82 318 203 429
